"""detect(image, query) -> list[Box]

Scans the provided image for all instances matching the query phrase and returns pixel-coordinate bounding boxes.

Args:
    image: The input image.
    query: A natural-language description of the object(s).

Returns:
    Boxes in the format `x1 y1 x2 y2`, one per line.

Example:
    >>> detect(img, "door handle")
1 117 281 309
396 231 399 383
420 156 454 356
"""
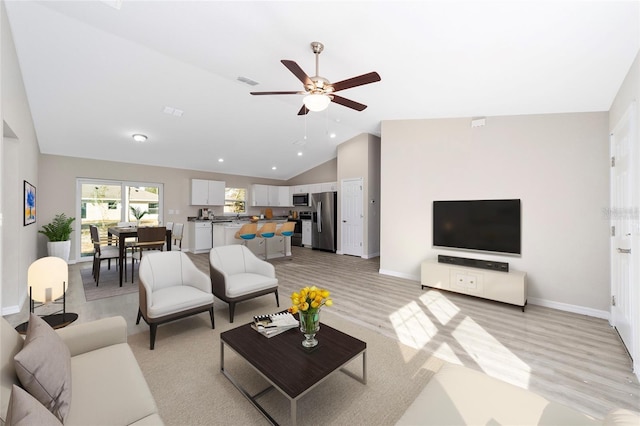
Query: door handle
617 248 632 254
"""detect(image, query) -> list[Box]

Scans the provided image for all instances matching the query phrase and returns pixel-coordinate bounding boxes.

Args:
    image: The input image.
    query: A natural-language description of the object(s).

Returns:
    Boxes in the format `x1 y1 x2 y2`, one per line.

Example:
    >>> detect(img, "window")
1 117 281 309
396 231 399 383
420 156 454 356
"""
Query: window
224 188 246 214
77 179 163 259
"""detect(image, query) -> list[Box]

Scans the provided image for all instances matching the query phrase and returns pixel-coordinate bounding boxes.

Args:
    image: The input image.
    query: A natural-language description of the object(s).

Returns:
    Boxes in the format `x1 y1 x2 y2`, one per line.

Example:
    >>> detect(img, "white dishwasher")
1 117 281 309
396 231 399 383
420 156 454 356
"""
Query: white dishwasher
189 221 213 254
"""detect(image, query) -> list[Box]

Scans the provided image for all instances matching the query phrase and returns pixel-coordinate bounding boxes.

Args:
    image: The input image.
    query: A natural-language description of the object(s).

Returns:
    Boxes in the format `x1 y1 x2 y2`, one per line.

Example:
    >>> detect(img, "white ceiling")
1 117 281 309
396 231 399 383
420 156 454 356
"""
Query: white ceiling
5 1 639 180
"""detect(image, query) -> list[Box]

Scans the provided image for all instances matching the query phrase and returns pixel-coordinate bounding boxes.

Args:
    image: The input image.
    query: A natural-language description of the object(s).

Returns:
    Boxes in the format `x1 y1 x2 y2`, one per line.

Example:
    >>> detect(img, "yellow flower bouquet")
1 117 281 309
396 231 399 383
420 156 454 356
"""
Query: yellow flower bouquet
288 286 333 348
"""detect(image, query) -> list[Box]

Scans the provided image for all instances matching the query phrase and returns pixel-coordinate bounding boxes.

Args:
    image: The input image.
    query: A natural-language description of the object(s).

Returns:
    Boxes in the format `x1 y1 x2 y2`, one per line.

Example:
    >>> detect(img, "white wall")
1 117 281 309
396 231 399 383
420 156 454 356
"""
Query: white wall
380 112 610 316
1 1 40 314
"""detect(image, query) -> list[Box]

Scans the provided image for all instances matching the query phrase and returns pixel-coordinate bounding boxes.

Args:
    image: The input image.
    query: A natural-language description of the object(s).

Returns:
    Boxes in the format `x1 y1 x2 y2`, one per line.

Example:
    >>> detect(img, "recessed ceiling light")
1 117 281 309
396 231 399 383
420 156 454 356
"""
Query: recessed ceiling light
329 132 336 139
218 158 224 162
272 166 277 170
132 134 148 142
297 152 303 156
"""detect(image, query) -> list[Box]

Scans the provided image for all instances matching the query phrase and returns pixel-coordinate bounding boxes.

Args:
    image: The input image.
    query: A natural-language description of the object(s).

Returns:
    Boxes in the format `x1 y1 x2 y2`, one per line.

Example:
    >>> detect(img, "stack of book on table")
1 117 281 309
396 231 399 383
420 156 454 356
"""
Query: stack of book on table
252 311 299 338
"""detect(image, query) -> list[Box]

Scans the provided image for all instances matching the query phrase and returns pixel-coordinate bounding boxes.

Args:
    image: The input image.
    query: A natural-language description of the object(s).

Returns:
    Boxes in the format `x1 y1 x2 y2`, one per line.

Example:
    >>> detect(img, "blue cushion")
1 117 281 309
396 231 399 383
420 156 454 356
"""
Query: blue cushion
261 233 275 238
240 234 256 240
281 231 293 236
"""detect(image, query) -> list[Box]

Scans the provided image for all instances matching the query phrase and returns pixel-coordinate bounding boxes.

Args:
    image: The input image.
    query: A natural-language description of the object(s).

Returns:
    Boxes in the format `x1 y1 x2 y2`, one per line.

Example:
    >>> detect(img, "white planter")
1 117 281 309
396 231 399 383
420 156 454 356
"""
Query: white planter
47 240 71 263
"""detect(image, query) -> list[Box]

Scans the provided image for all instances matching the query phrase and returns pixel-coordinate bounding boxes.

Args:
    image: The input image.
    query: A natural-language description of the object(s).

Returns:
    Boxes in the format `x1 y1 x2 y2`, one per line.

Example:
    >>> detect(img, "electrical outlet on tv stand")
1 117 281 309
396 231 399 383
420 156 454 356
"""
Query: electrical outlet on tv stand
421 258 527 311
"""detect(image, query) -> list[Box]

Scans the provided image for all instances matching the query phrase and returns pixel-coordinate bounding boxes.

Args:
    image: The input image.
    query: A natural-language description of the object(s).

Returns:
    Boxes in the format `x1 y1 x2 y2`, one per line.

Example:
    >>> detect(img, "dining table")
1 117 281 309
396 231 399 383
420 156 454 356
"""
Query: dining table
107 226 172 287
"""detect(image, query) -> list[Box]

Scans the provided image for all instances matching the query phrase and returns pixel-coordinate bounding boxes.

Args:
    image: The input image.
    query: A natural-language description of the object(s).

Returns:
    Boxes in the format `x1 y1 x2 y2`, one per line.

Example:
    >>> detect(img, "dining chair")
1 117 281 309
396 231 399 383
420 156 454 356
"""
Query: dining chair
90 225 120 286
130 227 166 282
165 222 174 231
171 223 184 251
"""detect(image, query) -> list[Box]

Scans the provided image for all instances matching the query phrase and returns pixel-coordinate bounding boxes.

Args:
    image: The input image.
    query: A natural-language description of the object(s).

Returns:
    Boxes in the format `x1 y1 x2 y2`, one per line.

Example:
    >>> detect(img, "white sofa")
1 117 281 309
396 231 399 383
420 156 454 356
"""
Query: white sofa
1 316 162 425
396 362 639 426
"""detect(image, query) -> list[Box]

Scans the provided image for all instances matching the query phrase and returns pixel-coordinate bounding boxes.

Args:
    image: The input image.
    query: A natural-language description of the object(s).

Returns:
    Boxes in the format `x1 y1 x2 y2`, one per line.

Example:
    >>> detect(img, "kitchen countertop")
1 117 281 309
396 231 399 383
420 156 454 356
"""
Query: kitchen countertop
188 216 290 224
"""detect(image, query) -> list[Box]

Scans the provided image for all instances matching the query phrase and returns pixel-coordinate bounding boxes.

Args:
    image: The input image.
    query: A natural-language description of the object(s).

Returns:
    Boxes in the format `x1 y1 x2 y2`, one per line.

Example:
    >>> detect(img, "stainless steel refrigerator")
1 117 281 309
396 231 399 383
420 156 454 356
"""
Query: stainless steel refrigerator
311 191 337 252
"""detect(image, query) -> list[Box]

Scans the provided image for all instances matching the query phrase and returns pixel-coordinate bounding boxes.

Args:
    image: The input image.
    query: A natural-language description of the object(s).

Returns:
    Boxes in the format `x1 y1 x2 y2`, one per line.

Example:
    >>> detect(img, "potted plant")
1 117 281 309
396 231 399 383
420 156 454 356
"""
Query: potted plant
38 213 75 262
130 206 147 226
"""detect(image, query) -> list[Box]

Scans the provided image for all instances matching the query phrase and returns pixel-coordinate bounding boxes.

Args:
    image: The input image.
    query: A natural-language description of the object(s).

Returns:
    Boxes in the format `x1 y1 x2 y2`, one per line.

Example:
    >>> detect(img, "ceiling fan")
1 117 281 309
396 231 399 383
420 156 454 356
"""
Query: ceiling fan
250 42 381 115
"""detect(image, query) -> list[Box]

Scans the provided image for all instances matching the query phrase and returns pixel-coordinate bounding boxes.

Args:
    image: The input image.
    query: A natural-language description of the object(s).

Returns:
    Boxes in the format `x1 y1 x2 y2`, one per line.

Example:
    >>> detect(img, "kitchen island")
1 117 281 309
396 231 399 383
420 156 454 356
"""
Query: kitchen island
213 220 291 259
188 218 291 259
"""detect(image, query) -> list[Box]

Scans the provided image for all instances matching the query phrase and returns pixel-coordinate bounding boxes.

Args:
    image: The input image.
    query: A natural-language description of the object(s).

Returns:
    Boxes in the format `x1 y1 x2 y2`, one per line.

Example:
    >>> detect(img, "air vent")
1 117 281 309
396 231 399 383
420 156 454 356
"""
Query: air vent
237 76 259 86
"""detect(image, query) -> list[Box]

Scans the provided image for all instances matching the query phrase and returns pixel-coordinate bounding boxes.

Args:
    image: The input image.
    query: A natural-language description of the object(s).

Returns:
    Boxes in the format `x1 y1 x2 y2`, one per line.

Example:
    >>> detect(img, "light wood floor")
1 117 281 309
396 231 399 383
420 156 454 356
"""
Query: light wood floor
6 247 639 420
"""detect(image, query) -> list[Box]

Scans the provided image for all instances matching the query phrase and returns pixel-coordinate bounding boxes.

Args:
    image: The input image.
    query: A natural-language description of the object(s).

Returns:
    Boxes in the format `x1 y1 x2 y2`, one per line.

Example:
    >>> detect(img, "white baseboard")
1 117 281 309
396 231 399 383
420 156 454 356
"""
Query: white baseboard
363 252 380 259
379 269 420 281
1 305 21 316
527 297 610 320
378 269 610 320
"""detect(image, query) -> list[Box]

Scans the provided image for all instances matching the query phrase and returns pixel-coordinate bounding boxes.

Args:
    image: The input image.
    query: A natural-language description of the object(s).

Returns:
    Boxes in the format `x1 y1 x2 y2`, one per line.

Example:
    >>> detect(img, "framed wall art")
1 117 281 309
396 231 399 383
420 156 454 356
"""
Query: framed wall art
24 180 36 226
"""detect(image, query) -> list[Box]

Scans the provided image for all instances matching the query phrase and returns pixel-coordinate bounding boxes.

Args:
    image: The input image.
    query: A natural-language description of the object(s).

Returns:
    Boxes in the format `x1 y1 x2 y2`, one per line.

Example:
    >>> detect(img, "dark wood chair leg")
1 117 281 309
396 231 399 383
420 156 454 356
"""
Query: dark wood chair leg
95 262 101 286
209 307 215 329
150 323 157 350
136 308 142 325
275 290 280 307
229 302 236 323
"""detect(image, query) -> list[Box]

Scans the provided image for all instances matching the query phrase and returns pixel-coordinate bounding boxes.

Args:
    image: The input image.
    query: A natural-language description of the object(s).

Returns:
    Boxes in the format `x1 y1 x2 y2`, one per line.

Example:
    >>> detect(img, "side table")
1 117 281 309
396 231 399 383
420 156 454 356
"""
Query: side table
15 313 79 335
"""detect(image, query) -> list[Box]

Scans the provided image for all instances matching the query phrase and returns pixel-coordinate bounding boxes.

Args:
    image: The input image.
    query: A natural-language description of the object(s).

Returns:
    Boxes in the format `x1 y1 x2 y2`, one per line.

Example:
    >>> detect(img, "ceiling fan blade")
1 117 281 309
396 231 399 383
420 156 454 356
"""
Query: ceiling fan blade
250 91 301 95
330 72 381 93
331 95 367 111
281 60 312 86
297 105 309 116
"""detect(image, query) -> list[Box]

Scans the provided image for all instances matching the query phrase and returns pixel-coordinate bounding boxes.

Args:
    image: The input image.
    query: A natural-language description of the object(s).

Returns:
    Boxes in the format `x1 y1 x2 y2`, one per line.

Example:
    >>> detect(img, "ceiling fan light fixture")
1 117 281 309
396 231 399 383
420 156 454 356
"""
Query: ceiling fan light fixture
303 93 331 112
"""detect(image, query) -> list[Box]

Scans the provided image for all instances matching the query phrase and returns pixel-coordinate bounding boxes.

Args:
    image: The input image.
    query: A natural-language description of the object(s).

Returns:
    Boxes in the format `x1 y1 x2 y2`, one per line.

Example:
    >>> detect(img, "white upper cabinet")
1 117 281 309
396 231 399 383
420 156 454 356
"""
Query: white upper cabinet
321 182 338 192
276 186 291 207
308 183 322 194
292 185 309 194
252 184 292 207
251 184 270 206
191 179 225 205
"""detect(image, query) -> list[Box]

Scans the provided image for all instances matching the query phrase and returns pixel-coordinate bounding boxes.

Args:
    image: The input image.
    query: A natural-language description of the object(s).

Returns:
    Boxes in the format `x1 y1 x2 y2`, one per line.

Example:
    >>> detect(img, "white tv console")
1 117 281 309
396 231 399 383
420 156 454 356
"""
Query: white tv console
420 259 527 311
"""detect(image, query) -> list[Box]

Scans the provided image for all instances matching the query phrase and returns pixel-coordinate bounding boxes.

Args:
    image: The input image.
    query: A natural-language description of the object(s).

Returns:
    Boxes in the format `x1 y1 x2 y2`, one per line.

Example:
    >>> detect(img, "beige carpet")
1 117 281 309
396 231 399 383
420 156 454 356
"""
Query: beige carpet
128 307 444 426
80 262 138 301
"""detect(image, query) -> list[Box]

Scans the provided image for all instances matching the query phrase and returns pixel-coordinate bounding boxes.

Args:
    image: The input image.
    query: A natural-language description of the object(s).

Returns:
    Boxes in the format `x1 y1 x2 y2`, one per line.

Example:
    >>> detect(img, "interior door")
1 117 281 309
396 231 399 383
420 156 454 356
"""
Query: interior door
610 102 637 365
341 178 363 257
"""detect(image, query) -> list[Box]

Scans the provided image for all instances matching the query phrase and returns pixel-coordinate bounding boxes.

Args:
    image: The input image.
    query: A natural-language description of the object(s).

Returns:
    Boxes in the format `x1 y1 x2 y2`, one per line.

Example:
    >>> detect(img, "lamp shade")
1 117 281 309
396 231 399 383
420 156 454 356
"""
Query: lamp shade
303 93 331 112
28 257 68 303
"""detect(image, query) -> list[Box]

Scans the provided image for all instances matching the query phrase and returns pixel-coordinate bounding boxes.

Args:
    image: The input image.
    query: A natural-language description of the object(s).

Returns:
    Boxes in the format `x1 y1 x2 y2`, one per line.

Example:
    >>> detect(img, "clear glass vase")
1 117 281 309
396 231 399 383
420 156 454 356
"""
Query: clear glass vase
299 310 320 348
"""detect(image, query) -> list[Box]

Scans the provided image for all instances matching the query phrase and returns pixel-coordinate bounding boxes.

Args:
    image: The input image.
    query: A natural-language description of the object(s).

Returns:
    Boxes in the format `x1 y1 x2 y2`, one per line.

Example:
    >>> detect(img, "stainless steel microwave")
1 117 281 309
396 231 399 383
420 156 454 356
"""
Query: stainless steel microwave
292 193 309 206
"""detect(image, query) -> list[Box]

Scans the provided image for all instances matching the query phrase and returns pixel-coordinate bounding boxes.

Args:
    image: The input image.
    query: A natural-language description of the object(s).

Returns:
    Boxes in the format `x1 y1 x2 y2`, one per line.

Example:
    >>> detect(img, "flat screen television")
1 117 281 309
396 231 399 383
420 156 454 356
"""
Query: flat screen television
433 199 521 255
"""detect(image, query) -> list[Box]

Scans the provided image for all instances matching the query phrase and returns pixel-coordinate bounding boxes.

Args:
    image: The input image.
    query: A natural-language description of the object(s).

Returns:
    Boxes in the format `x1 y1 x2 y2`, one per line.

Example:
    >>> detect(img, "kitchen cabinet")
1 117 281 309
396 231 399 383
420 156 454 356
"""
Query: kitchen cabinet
191 179 225 205
188 221 212 254
251 184 291 207
308 183 322 194
302 220 312 246
251 184 270 206
321 182 338 192
274 186 291 207
292 184 309 194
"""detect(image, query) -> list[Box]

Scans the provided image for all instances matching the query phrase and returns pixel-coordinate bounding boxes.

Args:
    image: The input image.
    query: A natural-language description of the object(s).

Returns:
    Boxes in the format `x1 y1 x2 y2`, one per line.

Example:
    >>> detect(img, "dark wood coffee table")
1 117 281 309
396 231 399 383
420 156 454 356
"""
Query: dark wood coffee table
220 322 366 425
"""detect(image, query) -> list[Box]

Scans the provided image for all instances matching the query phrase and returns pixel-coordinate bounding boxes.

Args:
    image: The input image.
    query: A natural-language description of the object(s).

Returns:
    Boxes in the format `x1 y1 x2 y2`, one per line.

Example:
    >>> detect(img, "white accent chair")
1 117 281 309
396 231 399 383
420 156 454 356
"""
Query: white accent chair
136 251 214 349
209 245 279 323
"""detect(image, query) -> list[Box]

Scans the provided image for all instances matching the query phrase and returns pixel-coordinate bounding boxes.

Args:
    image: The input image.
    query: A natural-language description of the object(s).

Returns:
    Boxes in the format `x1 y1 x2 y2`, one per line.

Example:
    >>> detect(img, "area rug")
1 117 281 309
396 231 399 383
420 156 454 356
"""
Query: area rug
128 309 444 426
80 262 138 301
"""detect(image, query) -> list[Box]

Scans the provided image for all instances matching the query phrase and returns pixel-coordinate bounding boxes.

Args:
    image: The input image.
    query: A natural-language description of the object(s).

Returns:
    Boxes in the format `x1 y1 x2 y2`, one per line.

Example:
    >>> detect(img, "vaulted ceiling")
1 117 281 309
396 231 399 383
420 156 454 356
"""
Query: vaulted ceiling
5 1 639 179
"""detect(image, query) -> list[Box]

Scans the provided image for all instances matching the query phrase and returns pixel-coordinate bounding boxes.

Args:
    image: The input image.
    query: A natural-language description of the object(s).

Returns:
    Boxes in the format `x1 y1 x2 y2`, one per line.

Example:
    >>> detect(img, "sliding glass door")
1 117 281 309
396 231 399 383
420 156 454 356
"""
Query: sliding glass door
77 179 163 260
